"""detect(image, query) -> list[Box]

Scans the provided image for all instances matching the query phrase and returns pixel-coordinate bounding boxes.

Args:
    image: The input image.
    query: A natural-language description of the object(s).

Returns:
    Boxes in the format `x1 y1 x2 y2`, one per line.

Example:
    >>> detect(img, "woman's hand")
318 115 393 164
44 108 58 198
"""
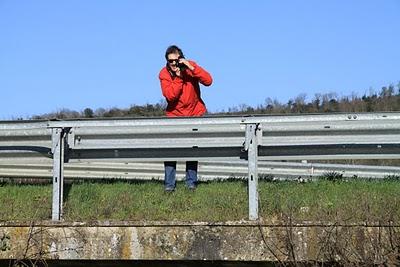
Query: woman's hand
179 58 195 71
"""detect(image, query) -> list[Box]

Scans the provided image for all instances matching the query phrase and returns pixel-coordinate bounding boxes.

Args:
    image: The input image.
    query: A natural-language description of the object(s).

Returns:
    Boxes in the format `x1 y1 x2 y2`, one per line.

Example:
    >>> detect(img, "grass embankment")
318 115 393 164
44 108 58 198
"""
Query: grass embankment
0 180 399 222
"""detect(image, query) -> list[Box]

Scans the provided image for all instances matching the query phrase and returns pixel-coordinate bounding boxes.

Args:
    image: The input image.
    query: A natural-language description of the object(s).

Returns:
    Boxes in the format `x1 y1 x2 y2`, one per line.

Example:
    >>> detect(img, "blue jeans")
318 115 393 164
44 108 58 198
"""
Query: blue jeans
164 161 198 189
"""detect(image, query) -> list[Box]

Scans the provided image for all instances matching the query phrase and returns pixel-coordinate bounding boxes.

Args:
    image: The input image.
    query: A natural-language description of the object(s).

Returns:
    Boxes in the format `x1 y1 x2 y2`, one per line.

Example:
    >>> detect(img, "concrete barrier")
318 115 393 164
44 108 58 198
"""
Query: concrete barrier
1 221 399 265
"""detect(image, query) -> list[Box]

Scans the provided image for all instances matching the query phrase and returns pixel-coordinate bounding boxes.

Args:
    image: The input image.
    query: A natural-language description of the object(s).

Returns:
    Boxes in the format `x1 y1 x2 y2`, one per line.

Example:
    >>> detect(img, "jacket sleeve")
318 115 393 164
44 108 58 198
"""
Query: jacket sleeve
187 61 213 86
159 69 184 102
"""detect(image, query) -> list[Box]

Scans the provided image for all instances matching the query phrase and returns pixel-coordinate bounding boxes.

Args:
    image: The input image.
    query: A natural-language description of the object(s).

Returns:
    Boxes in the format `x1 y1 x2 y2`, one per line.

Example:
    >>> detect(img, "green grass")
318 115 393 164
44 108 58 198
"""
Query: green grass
63 181 248 221
259 180 400 222
0 184 51 221
0 180 399 222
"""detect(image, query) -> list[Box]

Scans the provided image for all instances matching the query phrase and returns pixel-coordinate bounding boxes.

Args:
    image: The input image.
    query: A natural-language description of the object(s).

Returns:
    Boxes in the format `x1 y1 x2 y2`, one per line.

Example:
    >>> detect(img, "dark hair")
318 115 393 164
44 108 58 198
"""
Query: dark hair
165 45 184 60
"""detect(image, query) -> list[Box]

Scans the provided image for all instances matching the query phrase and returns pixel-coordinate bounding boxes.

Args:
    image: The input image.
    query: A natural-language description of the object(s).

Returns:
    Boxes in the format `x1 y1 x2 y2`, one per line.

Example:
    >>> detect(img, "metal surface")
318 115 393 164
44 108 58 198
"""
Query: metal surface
2 112 400 159
245 124 260 220
39 112 400 128
51 128 65 221
1 112 400 221
0 160 399 180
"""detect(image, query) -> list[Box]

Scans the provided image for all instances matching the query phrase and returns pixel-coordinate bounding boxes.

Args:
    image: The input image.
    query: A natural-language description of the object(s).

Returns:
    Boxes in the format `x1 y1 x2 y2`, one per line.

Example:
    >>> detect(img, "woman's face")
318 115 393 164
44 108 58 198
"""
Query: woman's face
167 52 180 72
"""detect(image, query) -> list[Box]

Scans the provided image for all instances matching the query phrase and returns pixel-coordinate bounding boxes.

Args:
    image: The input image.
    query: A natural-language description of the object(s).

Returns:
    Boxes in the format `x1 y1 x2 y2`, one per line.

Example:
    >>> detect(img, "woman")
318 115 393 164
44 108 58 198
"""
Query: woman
158 45 213 191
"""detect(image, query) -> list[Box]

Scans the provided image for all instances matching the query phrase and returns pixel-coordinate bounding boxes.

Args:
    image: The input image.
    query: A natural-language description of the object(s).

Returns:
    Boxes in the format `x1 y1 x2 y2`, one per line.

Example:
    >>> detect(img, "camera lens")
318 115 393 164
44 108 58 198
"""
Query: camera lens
178 62 186 70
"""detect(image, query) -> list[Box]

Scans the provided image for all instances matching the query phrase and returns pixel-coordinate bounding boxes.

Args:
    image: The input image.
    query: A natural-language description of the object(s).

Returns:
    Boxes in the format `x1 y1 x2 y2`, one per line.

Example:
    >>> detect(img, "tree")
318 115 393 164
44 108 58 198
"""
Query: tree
397 81 400 96
83 108 94 118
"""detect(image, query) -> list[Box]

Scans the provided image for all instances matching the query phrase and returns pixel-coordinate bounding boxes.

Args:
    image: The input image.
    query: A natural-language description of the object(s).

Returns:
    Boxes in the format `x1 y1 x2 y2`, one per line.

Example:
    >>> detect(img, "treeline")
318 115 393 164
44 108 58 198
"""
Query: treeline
31 102 167 120
31 82 400 119
223 83 400 115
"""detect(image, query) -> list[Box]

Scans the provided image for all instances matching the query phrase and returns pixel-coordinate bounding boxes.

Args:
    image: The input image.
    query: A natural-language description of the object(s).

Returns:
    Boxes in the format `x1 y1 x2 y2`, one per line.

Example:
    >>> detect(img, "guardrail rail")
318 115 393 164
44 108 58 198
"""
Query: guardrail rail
1 112 400 221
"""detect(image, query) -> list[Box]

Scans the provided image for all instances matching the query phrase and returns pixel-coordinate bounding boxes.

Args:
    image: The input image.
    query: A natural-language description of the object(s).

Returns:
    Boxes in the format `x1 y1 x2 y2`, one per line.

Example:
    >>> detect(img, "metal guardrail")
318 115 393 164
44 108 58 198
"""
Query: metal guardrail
3 113 400 160
1 112 400 221
0 160 399 181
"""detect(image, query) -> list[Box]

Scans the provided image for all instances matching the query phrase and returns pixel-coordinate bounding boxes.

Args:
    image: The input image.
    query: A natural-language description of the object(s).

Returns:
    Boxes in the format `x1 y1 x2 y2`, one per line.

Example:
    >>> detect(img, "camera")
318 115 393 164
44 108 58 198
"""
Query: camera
177 62 187 71
177 57 187 70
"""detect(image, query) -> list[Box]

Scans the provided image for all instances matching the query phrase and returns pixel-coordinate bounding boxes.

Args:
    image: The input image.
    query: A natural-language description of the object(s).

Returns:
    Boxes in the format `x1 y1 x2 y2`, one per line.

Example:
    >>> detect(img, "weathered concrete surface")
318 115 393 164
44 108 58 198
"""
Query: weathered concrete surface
0 221 399 265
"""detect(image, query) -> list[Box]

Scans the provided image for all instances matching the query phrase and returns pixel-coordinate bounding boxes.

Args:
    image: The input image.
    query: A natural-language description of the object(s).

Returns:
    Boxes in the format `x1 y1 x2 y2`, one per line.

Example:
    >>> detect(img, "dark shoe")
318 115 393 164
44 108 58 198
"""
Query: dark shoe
164 187 175 193
187 185 196 191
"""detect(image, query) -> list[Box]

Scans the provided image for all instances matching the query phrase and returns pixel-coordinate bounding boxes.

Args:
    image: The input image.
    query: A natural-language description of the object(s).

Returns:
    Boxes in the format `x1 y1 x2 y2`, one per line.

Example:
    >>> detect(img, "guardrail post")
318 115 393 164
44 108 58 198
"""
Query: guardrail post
244 123 260 220
51 128 68 221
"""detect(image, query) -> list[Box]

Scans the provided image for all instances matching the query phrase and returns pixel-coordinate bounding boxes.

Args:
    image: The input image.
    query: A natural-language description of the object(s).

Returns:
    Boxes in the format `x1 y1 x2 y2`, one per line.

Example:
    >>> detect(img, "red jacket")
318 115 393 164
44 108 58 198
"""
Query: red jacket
159 60 213 117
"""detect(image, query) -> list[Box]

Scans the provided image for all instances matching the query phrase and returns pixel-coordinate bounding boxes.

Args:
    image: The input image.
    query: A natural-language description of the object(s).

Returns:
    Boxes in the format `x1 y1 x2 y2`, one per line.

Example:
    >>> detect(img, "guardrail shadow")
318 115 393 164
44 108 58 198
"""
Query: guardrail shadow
0 146 52 158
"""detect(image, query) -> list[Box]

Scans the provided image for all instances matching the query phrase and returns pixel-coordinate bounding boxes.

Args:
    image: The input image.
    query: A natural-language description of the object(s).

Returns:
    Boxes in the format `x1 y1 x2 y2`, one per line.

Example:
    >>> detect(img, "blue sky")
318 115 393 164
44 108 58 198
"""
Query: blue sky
0 1 399 119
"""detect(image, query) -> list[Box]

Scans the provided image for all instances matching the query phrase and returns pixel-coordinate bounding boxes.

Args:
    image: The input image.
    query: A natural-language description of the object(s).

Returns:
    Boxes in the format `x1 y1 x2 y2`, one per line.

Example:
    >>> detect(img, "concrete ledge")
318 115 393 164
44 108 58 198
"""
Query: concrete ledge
1 221 399 264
